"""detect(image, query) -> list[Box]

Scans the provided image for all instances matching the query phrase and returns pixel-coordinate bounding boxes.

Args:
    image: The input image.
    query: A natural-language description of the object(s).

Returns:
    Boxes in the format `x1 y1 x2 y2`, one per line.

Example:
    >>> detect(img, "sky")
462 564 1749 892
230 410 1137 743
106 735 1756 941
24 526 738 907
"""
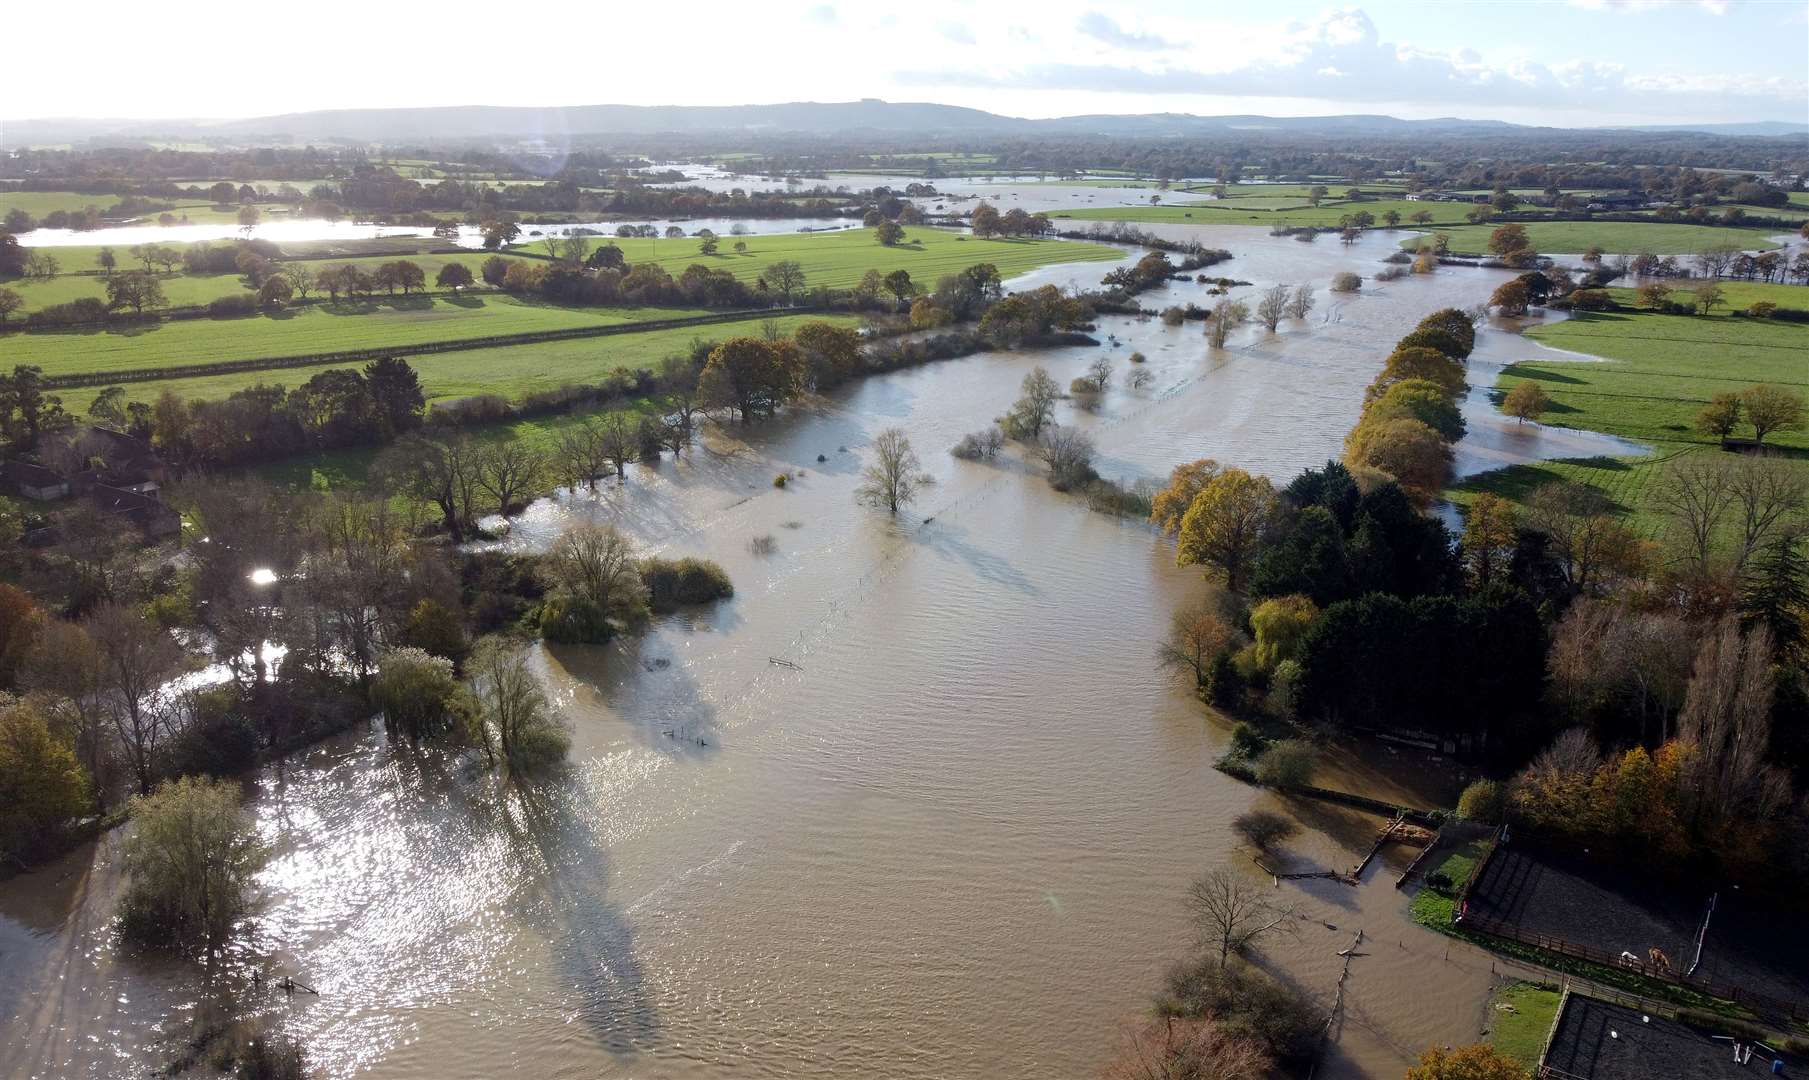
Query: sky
6 0 1807 126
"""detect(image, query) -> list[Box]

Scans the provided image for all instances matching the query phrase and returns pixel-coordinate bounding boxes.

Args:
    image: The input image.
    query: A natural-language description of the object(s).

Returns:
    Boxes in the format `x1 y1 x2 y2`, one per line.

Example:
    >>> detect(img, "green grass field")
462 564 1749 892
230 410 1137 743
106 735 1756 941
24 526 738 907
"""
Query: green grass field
1506 310 1809 449
54 313 851 410
0 191 123 217
1405 221 1782 256
1051 195 1475 228
6 252 534 313
6 297 707 378
1410 839 1488 929
510 226 1121 290
1451 305 1809 534
1486 982 1563 1068
1599 279 1809 313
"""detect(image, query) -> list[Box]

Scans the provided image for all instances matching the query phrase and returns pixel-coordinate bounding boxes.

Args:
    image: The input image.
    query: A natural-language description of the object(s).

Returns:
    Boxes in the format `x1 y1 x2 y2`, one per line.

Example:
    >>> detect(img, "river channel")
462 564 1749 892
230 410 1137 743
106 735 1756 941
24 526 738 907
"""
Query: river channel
0 216 1639 1079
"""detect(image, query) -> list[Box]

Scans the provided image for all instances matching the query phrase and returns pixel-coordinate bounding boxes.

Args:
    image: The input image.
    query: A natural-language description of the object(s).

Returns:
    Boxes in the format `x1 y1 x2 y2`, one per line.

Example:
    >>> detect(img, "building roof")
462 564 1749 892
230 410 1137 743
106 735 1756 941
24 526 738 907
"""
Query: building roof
1541 995 1801 1080
2 459 67 487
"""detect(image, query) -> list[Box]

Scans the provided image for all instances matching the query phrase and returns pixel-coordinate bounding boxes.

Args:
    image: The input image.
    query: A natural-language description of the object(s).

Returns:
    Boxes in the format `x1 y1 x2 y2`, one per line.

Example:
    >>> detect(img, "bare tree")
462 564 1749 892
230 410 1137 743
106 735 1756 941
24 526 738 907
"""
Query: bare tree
1255 284 1291 332
554 420 611 492
1727 454 1807 572
1677 618 1791 827
599 414 636 480
1186 867 1294 964
474 441 550 520
85 603 186 795
855 427 923 514
1205 300 1248 348
544 522 646 620
1086 355 1114 391
1035 424 1096 489
1286 284 1315 320
1651 455 1732 578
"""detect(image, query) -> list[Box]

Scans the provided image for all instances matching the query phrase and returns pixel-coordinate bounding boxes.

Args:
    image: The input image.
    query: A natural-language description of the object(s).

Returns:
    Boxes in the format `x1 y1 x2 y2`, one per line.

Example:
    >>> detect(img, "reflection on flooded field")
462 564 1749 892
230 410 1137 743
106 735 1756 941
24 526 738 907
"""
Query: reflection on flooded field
0 211 1637 1079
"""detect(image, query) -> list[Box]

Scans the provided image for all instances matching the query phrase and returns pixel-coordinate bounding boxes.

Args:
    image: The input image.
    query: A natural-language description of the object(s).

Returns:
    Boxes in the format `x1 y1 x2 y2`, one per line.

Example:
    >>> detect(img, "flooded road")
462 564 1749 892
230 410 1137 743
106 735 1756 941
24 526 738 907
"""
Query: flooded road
0 223 1636 1079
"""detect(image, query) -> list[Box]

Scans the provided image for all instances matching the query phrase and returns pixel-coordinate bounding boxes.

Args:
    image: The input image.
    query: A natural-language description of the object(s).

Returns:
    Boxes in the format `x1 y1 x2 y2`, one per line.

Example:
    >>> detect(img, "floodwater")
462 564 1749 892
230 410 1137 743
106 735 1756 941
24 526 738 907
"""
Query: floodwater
12 214 850 253
0 220 1639 1079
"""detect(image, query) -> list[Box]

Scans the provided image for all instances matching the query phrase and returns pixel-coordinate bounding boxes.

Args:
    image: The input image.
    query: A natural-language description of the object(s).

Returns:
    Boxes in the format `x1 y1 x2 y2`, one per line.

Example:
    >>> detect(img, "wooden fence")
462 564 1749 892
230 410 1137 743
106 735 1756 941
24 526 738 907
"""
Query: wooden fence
1456 912 1809 1022
38 307 797 390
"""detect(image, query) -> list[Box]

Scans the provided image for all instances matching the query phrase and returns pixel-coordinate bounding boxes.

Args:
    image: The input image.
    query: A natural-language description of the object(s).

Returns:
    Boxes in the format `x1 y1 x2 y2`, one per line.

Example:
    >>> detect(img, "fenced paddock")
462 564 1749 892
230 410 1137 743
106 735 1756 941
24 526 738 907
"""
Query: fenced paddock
1458 842 1808 1021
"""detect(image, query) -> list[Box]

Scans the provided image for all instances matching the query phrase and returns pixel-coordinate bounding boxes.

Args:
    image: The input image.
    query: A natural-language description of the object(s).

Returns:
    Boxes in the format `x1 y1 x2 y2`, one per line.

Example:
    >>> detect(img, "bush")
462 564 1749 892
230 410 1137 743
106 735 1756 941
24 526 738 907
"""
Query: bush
1373 265 1408 282
119 776 266 952
537 593 614 644
206 293 262 318
773 473 787 488
1229 722 1270 761
370 647 470 742
1456 778 1508 824
1128 351 1146 363
161 694 261 780
1330 272 1362 293
951 426 1005 460
1160 956 1321 1062
1232 810 1298 852
400 598 469 663
1253 740 1315 790
641 557 733 612
1570 288 1613 311
1747 301 1778 318
1161 306 1186 326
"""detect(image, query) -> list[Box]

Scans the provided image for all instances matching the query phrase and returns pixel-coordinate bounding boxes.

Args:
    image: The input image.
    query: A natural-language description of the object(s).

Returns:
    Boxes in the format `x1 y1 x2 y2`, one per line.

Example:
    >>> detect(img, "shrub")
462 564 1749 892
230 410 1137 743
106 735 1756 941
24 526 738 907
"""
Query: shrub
950 427 1005 460
1128 351 1147 363
1253 740 1315 790
400 598 468 663
207 293 261 318
537 594 614 644
773 474 787 488
161 694 261 780
119 776 266 952
1456 778 1507 824
748 534 777 556
1330 272 1362 293
1748 301 1778 318
1373 265 1408 282
1161 306 1186 326
1159 956 1321 1062
641 557 733 612
1569 288 1613 311
370 647 470 742
234 1028 308 1080
1228 722 1270 761
1232 810 1298 852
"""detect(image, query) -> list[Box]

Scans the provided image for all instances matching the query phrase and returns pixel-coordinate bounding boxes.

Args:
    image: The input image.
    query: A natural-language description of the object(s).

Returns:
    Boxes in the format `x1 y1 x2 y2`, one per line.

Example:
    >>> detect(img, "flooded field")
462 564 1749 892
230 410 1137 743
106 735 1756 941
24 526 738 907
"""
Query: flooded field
0 213 1639 1079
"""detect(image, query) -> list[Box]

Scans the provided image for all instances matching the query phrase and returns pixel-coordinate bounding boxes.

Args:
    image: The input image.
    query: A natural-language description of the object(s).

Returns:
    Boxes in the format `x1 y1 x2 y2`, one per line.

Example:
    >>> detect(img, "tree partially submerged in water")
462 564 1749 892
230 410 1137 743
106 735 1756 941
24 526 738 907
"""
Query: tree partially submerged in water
855 428 923 514
1186 867 1295 964
467 638 569 779
119 776 267 953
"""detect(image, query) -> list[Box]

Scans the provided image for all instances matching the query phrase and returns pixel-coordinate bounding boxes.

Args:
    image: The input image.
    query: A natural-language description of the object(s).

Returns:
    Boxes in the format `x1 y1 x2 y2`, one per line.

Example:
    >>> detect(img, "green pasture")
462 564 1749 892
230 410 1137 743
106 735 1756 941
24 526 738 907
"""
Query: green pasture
1450 307 1809 534
54 313 853 411
5 296 706 378
0 191 123 217
5 251 534 313
1485 983 1563 1069
1405 221 1782 256
510 225 1122 290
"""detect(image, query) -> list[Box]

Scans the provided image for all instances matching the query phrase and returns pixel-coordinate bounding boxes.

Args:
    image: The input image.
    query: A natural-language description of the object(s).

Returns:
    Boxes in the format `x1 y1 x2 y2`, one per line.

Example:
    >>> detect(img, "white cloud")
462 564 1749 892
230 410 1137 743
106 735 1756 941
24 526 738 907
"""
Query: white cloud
937 20 976 44
897 6 1805 118
1075 11 1177 51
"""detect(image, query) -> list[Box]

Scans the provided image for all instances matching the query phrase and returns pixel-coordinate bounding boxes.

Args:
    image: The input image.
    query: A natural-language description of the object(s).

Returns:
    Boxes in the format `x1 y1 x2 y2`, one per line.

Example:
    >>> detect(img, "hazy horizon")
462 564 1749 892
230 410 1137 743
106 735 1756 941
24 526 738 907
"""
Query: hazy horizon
6 0 1805 127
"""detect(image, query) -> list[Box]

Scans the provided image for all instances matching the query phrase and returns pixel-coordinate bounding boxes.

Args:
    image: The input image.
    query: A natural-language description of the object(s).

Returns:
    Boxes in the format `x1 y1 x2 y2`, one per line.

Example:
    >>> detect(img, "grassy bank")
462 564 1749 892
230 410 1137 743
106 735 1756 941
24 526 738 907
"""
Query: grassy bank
1486 982 1563 1068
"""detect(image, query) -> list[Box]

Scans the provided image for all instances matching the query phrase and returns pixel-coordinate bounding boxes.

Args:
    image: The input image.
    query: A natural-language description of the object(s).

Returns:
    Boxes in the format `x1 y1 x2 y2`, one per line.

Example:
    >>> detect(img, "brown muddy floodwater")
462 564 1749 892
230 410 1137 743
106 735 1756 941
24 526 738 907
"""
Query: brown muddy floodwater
0 225 1637 1079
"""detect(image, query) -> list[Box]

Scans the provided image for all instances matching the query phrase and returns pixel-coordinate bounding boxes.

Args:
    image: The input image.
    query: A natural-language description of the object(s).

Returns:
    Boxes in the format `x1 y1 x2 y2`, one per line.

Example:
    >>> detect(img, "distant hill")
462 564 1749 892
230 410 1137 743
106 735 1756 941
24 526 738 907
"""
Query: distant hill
1612 121 1809 137
1 100 1802 146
